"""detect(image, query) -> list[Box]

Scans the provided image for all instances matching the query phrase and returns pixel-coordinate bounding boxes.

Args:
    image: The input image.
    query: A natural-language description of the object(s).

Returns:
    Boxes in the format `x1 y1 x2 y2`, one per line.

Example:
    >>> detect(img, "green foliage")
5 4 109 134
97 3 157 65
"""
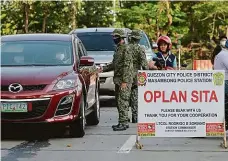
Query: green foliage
1 0 227 51
77 1 113 28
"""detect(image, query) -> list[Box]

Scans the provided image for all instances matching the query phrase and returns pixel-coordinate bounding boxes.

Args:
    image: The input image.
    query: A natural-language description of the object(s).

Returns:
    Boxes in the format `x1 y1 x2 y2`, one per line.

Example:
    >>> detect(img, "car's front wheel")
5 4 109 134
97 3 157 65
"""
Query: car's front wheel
69 94 86 138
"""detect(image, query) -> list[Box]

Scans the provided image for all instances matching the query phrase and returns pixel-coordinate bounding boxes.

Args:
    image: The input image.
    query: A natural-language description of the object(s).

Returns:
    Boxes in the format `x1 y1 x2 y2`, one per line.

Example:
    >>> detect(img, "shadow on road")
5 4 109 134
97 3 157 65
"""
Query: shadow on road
100 96 116 107
1 140 51 161
1 125 54 161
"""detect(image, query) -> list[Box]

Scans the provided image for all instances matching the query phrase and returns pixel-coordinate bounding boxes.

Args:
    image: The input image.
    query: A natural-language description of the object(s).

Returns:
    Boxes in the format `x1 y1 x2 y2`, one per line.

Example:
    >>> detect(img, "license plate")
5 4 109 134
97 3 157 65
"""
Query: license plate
1 102 28 112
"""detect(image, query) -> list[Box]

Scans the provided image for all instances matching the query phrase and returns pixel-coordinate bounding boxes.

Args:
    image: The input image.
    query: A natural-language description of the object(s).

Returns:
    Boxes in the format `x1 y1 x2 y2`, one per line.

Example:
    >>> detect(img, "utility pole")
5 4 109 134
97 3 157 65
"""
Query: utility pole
177 34 182 70
113 0 116 27
226 25 228 38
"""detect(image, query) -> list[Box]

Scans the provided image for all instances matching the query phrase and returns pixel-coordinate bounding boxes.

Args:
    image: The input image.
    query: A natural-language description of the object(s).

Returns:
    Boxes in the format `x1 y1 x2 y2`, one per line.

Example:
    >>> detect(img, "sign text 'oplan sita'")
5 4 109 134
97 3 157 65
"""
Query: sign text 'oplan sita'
143 90 218 103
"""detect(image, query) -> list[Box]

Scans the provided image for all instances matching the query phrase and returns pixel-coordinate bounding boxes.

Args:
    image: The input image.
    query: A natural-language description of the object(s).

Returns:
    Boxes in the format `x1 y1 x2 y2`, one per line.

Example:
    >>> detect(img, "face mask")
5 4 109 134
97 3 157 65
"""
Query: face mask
56 53 64 60
220 40 226 48
113 38 121 45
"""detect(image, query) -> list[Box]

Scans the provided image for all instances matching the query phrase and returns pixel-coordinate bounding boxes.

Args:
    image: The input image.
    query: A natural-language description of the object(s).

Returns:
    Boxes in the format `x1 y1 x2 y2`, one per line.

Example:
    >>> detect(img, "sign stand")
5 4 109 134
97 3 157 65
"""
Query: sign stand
220 119 227 149
135 133 143 149
135 70 228 149
135 121 227 150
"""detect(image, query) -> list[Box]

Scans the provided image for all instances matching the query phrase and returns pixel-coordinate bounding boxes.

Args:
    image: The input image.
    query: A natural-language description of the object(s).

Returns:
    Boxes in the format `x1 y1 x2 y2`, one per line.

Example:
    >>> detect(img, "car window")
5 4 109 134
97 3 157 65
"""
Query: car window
76 32 115 52
77 42 84 58
80 42 88 56
139 34 150 50
79 41 86 56
74 39 80 64
1 41 73 66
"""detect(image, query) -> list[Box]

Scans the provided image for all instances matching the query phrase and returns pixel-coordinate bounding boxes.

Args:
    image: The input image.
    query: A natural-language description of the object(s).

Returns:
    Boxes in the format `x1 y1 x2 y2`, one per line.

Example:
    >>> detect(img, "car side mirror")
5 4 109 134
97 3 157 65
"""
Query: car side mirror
79 56 94 66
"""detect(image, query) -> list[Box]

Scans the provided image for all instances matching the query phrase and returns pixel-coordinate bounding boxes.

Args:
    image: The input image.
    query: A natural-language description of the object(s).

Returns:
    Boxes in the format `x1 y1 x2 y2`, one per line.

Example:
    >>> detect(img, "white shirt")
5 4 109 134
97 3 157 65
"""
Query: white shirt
214 48 228 80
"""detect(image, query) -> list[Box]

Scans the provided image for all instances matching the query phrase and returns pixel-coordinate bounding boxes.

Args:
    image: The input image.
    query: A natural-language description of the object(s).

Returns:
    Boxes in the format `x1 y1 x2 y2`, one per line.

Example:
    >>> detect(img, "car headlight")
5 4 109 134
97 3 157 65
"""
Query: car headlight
53 79 76 90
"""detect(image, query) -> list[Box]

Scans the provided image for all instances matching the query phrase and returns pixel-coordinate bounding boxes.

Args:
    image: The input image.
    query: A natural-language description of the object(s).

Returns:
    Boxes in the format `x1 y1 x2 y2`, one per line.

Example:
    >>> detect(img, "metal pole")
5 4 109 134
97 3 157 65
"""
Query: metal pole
113 0 116 27
178 47 181 70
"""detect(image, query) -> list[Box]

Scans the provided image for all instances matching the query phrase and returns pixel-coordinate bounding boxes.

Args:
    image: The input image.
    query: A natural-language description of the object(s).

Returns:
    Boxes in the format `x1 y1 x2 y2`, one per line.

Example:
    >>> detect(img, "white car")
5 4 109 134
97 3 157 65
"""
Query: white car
69 28 157 96
69 28 131 96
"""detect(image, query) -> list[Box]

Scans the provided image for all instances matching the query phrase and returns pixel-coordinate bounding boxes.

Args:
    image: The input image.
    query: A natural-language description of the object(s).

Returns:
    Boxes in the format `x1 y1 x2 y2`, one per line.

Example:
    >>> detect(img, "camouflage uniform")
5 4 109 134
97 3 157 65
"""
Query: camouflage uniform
102 29 134 130
128 30 149 123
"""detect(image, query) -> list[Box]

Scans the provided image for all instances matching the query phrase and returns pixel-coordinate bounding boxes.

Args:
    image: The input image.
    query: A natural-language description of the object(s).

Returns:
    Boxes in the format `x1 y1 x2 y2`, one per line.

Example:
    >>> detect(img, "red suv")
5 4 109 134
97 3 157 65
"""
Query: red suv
1 34 100 138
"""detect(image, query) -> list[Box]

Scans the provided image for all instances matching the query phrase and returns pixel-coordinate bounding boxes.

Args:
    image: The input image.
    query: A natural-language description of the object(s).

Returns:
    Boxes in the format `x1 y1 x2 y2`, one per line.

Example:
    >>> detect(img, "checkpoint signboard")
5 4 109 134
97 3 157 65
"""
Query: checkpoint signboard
137 70 225 137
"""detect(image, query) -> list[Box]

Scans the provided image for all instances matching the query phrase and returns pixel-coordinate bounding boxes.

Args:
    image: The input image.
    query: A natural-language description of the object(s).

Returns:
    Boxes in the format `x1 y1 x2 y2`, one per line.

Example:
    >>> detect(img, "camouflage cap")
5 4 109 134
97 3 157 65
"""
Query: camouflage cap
129 30 142 39
112 29 126 38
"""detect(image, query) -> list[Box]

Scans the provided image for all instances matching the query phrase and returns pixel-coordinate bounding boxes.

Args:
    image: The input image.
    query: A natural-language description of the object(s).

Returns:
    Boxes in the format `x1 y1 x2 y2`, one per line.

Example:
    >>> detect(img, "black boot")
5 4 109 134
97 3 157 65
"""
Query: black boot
112 123 129 129
113 123 128 131
112 124 119 128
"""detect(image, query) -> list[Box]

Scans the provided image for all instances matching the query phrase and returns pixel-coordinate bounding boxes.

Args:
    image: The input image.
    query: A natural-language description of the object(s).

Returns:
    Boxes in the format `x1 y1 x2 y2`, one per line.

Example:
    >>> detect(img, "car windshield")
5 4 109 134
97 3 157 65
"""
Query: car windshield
77 32 115 51
139 34 150 50
1 41 73 66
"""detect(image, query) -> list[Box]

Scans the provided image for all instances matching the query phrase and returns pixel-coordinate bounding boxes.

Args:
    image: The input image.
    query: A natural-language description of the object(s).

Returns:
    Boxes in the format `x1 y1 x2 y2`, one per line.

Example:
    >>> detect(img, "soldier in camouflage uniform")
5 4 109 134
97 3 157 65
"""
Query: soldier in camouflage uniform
128 30 149 123
100 29 134 131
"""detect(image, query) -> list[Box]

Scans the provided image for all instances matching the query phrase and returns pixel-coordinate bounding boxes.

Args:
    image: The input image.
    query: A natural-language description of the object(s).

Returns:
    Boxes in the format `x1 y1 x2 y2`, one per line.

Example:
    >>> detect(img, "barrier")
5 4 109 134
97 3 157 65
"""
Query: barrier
193 60 213 70
136 70 227 149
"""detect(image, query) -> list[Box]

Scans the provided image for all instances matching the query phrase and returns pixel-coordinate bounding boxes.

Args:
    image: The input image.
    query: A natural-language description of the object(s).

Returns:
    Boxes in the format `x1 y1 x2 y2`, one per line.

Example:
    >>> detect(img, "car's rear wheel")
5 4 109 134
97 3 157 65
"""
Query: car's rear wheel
69 94 86 138
86 85 100 125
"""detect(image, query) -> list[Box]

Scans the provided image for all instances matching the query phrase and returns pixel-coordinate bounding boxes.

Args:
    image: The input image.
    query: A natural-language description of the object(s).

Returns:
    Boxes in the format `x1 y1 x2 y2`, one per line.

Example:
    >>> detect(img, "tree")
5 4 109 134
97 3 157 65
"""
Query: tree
77 1 113 28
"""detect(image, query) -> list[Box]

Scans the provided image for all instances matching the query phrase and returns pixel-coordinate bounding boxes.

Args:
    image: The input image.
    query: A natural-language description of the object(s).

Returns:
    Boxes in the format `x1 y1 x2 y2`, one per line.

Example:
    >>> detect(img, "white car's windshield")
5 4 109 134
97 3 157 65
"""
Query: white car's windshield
1 41 73 66
77 32 115 52
139 34 150 50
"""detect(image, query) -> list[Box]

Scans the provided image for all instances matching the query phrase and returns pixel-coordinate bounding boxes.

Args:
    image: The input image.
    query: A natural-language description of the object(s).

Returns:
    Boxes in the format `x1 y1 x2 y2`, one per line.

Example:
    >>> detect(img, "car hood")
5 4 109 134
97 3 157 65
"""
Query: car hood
87 51 114 65
1 66 73 85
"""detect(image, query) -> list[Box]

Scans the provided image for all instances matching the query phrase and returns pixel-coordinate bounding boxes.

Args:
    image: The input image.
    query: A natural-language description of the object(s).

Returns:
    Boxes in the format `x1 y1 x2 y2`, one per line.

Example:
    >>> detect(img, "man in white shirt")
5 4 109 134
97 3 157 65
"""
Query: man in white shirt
214 40 228 92
214 39 228 130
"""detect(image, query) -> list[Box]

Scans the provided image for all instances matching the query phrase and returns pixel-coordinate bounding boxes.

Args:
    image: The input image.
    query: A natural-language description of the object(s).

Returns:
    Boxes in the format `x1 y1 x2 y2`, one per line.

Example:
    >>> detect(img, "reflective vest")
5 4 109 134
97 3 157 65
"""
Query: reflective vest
156 52 176 67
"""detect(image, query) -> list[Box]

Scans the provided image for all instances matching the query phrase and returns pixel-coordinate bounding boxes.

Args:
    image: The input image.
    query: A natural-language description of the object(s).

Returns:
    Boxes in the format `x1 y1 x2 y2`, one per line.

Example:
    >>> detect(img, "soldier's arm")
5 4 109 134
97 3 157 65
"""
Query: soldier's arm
122 46 133 83
140 47 149 70
102 61 114 72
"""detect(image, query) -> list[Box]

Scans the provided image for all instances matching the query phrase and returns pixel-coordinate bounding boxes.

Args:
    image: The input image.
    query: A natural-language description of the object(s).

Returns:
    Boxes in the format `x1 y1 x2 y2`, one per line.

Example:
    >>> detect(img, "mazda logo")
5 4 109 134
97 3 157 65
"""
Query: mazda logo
8 83 23 93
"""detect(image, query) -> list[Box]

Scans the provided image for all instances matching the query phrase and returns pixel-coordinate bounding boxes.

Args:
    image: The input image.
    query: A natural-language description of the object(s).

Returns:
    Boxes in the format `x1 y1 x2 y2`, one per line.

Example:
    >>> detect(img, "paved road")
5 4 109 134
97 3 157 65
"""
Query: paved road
1 96 228 161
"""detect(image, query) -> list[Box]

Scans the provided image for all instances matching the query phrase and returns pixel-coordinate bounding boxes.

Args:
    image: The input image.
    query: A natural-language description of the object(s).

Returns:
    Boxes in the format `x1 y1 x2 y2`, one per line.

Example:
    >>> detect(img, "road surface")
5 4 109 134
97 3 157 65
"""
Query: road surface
1 96 228 161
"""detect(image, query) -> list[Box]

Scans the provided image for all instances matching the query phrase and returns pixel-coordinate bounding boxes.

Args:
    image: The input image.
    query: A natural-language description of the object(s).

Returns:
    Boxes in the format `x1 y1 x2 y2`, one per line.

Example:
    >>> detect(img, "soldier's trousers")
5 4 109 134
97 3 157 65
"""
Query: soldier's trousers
115 84 132 124
130 85 138 119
